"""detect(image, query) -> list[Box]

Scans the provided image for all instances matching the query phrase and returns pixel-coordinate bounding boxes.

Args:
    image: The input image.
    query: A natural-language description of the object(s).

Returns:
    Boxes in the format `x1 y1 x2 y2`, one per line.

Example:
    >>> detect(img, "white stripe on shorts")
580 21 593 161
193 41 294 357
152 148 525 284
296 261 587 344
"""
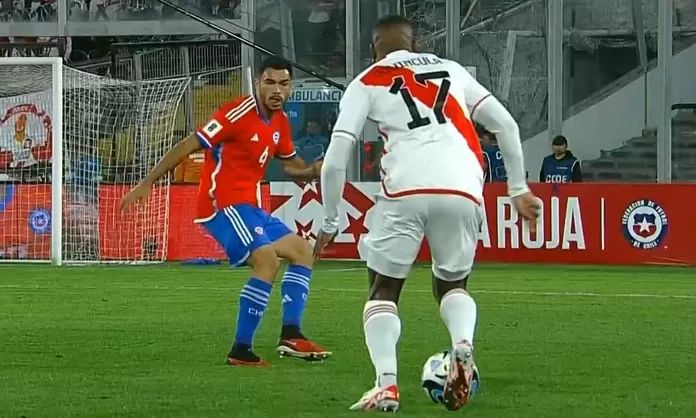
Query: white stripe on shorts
223 207 254 246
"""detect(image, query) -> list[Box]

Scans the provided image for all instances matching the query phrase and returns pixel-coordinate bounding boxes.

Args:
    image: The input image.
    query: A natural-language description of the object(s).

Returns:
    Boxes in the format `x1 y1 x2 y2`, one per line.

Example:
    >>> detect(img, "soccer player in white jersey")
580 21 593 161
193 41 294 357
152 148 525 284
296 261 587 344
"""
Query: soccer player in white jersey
313 15 540 412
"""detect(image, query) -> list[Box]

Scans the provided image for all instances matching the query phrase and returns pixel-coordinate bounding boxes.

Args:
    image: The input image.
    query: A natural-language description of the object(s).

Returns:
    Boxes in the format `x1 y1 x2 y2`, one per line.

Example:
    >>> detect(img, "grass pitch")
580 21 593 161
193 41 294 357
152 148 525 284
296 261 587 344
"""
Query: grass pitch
1 261 695 417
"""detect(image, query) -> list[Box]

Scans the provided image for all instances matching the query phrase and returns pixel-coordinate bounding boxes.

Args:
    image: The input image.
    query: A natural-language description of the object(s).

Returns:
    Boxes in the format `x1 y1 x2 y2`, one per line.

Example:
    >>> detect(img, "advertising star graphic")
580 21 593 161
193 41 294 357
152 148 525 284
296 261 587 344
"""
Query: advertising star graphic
269 194 292 213
343 212 369 242
295 219 316 241
340 183 374 241
295 181 322 210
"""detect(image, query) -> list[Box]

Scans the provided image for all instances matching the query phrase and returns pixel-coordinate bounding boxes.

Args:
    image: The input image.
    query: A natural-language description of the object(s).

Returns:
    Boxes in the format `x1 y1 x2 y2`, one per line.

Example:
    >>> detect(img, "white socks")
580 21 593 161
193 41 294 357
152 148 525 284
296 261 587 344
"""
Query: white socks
363 300 401 388
440 289 477 347
361 292 475 390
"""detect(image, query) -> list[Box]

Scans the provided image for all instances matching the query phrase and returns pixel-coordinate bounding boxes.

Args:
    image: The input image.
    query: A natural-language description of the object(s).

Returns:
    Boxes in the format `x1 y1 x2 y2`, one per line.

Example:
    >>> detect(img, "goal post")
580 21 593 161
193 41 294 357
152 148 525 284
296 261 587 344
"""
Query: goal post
0 57 190 265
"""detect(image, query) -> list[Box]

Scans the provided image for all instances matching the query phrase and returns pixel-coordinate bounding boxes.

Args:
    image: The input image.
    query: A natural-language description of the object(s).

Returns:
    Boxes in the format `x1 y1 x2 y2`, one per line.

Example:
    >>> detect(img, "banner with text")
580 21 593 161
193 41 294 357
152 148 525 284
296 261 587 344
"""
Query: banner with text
269 182 696 266
1 182 694 265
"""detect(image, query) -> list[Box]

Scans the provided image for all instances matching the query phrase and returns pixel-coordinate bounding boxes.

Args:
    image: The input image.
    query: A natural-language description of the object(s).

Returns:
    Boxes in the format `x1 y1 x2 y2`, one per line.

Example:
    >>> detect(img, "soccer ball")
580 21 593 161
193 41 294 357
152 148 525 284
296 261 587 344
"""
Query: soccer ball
421 350 480 404
421 351 450 403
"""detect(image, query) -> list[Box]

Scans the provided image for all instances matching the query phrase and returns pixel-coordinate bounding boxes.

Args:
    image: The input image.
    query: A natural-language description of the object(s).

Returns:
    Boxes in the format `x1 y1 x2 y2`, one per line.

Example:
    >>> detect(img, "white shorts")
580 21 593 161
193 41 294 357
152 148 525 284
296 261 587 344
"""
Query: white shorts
358 194 482 281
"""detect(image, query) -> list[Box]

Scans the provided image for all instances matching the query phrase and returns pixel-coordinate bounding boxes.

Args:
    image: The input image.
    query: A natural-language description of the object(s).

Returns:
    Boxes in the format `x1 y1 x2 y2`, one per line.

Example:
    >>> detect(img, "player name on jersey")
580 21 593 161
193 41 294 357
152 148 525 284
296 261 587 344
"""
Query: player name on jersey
391 55 445 68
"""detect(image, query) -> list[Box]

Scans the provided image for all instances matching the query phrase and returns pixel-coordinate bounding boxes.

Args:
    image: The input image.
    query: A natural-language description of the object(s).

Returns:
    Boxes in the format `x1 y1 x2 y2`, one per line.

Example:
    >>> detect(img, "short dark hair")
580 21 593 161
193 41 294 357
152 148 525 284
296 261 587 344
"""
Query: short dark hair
258 56 293 77
552 135 568 146
375 14 412 30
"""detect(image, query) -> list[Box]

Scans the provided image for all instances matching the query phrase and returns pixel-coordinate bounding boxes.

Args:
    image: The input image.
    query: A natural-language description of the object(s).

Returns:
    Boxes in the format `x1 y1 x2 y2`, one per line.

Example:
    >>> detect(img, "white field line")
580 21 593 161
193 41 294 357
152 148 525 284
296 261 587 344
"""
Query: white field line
0 283 695 300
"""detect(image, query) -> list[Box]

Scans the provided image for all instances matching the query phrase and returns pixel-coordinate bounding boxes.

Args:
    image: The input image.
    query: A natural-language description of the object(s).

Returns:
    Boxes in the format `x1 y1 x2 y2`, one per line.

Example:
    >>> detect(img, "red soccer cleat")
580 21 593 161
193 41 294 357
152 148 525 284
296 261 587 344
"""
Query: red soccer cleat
277 338 332 361
226 356 269 367
349 384 400 412
442 340 476 411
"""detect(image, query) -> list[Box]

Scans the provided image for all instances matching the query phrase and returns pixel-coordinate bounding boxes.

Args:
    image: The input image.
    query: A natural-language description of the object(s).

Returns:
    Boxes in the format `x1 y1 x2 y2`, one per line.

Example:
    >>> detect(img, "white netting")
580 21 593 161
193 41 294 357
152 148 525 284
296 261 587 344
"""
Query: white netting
108 41 248 260
406 0 548 138
459 0 548 138
0 61 190 263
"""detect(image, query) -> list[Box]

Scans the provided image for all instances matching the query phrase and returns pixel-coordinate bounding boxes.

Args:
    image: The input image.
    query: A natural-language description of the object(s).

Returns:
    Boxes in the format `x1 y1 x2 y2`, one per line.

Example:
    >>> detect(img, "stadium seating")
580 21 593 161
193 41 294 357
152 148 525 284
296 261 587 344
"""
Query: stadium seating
584 111 696 181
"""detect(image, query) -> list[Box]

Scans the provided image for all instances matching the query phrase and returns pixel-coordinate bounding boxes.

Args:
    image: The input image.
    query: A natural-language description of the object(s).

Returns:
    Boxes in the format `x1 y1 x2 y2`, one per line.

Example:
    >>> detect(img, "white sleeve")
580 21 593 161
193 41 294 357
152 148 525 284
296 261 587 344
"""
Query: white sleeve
451 62 494 115
331 79 371 143
473 97 529 197
320 80 370 234
450 62 528 196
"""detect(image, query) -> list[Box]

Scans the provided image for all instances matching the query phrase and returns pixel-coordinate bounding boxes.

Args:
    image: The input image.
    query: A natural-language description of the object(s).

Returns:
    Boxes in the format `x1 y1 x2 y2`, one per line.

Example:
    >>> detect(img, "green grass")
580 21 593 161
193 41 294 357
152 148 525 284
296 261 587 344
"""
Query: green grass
1 261 696 417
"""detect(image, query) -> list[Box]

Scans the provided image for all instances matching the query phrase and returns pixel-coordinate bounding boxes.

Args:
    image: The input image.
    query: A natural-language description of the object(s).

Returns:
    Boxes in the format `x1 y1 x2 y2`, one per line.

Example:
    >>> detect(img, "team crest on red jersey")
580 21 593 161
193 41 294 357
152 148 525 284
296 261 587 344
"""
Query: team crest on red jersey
272 132 280 144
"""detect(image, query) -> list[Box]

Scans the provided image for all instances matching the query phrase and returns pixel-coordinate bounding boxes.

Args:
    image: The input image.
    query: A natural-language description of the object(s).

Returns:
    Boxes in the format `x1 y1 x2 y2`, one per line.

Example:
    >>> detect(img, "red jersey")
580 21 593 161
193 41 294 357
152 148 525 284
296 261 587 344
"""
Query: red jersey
193 95 296 222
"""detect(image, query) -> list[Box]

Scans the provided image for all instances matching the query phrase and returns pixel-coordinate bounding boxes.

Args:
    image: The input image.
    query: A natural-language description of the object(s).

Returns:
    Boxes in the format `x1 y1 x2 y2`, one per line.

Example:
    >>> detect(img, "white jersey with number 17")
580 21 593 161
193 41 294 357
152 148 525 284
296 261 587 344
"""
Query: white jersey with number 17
333 50 492 202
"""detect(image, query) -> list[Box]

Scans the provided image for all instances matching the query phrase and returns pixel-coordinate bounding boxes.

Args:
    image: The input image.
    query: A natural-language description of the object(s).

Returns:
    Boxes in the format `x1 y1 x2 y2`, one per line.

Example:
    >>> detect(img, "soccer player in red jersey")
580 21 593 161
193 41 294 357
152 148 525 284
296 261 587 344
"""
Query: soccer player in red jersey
120 57 331 366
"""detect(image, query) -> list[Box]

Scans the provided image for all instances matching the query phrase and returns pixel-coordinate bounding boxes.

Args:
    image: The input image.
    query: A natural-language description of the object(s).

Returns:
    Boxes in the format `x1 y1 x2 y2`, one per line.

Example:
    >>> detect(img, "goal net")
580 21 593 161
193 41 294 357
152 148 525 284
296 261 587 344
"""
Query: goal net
0 57 190 265
106 39 251 262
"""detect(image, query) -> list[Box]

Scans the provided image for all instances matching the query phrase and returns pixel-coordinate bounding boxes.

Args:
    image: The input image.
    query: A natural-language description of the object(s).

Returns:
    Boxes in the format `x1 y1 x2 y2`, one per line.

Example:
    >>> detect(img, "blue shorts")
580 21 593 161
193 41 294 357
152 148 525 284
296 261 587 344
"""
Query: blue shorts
203 204 292 266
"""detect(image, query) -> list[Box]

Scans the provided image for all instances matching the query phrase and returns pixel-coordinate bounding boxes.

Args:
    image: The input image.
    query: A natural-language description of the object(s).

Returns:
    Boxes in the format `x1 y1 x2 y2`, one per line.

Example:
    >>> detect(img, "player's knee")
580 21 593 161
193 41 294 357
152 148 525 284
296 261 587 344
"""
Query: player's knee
431 273 469 303
248 245 281 282
367 270 404 303
272 234 313 268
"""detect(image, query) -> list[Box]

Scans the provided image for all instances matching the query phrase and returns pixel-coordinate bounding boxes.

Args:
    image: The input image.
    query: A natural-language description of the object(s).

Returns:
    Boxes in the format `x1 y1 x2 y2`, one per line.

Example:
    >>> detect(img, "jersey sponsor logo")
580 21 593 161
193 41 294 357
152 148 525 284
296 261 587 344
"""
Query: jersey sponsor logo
203 119 223 138
621 199 668 249
254 226 264 235
272 132 280 144
29 208 51 234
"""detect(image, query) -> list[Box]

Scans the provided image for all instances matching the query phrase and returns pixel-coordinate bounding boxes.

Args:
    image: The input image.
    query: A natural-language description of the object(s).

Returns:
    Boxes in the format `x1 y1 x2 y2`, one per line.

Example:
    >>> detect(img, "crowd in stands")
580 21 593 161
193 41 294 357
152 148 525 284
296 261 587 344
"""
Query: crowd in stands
0 0 238 22
0 0 346 76
0 0 340 27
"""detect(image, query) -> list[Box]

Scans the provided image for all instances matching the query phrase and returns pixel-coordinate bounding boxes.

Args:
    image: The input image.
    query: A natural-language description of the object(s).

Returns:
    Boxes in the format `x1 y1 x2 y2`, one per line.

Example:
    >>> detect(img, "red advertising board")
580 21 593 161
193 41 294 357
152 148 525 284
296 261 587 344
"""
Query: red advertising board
268 182 696 266
1 182 694 265
471 183 694 265
0 184 222 261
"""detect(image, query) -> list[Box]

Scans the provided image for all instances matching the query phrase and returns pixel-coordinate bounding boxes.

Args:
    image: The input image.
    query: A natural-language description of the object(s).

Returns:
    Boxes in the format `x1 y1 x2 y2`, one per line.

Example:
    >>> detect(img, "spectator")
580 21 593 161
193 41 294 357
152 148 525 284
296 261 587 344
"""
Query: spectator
295 119 328 162
93 0 109 21
478 126 506 183
539 135 582 183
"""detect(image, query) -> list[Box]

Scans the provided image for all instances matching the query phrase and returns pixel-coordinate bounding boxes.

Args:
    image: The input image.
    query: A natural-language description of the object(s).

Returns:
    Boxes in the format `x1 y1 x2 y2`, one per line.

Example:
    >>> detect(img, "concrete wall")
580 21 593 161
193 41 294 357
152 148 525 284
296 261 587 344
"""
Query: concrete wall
523 42 696 176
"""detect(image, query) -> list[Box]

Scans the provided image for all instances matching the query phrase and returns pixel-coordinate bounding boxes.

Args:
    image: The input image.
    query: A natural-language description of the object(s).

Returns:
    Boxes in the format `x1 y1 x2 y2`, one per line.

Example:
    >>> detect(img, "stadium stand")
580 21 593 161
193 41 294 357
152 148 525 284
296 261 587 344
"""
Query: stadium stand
584 109 696 182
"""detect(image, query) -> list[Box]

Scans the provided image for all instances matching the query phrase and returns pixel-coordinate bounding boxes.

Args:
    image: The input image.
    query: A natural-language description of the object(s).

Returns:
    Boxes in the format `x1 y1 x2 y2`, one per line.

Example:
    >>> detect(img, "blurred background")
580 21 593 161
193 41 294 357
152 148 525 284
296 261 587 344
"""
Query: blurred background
0 0 694 184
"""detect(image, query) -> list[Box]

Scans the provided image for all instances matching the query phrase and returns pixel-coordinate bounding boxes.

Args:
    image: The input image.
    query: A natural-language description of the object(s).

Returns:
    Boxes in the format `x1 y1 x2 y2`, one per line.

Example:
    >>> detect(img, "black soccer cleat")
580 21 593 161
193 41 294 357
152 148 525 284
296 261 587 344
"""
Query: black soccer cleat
226 344 268 367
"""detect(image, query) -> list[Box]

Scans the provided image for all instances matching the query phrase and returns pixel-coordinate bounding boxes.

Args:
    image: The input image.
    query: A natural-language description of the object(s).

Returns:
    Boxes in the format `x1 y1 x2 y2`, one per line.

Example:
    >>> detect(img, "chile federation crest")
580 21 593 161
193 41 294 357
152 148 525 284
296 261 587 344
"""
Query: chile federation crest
621 199 668 249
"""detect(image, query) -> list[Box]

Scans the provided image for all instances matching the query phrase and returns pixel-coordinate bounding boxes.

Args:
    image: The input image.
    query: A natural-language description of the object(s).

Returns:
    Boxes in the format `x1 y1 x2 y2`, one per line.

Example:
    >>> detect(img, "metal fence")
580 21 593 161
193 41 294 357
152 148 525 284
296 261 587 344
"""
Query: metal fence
109 38 247 137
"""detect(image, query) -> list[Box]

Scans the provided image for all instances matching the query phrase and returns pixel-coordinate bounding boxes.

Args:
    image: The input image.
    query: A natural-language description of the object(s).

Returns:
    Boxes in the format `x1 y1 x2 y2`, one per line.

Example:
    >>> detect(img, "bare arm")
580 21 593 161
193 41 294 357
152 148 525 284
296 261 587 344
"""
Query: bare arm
281 156 320 181
141 135 202 186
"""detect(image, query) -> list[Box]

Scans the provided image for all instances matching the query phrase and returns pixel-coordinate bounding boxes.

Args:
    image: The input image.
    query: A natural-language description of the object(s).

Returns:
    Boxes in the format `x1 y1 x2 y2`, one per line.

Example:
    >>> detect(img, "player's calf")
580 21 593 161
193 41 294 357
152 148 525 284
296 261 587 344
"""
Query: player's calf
432 273 476 347
271 234 331 360
227 245 280 366
362 270 404 388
